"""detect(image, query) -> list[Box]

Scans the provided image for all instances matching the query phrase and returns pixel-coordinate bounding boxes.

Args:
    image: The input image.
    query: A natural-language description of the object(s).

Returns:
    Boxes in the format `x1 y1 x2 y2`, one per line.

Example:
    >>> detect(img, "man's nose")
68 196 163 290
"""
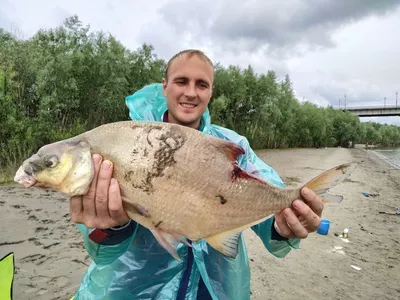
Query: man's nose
184 83 197 98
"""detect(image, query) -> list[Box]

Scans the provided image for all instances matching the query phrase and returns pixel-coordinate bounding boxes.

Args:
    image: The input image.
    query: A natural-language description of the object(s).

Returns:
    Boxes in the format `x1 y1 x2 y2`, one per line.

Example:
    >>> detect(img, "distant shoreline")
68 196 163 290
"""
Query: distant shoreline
369 149 400 170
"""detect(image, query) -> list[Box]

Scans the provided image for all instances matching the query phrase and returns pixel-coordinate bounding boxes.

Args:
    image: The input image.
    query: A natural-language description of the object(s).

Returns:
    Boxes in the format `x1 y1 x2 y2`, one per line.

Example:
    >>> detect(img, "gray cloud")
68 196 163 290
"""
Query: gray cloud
156 0 400 56
310 80 389 108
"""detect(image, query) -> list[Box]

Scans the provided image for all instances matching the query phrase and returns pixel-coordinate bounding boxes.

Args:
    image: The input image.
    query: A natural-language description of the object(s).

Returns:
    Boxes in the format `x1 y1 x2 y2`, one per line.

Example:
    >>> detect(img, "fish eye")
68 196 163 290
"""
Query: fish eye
44 155 59 168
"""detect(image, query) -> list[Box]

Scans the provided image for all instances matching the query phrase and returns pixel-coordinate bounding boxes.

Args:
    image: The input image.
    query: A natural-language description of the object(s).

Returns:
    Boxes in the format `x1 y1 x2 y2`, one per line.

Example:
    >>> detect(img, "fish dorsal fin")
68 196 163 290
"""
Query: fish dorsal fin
205 214 273 258
208 136 245 162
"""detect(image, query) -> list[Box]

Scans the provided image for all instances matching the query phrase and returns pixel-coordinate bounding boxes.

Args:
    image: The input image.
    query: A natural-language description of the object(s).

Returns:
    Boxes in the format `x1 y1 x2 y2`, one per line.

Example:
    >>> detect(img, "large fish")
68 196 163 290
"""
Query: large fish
14 121 357 260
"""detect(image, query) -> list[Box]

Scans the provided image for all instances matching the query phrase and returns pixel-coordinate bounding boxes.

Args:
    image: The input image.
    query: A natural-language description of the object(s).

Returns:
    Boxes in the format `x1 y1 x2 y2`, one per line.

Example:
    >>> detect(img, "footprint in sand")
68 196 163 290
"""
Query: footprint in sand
40 219 56 224
25 275 50 296
23 286 47 296
35 226 49 232
48 276 70 288
43 242 60 250
5 187 16 194
20 254 46 264
11 204 27 209
0 240 26 246
30 274 51 284
28 215 39 221
72 259 89 267
28 237 43 246
68 242 84 249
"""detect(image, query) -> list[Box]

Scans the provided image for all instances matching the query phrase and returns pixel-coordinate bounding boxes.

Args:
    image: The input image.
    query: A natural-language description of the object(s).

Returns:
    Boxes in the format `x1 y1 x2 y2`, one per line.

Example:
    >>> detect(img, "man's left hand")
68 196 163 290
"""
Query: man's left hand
274 187 324 239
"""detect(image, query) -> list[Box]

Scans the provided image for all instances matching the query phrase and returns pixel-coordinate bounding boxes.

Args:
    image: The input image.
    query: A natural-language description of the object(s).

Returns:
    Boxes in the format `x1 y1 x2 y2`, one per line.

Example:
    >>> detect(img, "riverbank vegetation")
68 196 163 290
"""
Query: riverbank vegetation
1 16 399 181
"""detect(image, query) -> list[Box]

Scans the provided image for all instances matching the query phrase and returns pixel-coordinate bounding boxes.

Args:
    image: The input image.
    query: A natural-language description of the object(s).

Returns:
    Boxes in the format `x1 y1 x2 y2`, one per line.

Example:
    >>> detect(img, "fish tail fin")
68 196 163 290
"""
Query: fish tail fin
303 162 358 203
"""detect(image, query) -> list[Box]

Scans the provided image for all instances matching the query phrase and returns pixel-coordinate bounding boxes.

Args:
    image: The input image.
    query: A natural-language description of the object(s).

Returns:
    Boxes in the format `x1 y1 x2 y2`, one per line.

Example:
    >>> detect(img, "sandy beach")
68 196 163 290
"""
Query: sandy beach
1 146 399 300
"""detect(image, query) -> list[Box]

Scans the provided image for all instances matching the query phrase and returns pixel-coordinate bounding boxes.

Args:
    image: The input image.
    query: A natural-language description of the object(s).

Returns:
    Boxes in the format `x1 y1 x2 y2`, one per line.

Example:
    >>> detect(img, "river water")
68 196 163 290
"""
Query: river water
371 147 400 169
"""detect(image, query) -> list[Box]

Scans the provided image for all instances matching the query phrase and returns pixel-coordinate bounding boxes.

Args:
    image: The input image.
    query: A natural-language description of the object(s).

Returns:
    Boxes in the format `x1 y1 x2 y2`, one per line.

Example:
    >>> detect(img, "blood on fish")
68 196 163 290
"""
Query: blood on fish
231 164 266 184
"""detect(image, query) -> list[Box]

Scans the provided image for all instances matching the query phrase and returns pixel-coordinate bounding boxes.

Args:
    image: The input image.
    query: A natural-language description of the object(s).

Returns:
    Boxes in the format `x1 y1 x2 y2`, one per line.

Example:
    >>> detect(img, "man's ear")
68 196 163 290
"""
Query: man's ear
162 78 167 96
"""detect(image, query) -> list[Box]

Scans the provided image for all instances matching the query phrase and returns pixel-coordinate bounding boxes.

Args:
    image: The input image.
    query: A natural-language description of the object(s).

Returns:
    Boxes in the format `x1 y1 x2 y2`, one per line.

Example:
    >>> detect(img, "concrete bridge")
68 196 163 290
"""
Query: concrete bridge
341 105 400 117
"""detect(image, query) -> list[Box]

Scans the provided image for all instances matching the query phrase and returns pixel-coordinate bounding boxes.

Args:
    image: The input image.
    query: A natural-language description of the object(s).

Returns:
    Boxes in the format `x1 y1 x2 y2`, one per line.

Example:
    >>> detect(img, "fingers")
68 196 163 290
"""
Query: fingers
275 204 319 239
95 160 113 220
70 196 83 223
292 200 321 232
274 210 295 238
301 187 324 217
82 154 102 220
108 178 130 223
274 189 325 239
68 154 129 230
283 208 309 238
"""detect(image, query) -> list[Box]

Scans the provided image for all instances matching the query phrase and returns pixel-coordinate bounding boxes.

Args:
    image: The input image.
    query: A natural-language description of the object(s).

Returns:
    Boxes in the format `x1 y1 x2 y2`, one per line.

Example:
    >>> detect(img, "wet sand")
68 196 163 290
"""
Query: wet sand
0 147 399 299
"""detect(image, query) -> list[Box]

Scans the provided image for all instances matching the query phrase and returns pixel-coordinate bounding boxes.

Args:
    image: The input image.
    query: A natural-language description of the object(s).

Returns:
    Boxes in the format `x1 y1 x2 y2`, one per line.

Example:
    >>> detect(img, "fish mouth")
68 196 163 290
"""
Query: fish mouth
14 166 37 188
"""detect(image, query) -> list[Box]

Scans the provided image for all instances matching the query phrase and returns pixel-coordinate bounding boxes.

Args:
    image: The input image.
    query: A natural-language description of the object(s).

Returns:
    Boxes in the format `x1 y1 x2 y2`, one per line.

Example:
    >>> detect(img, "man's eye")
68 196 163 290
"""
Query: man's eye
199 83 208 89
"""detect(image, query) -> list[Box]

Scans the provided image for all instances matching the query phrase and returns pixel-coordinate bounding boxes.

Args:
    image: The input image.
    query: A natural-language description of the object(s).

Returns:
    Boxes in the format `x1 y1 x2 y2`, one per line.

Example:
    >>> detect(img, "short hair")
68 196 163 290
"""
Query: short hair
164 49 214 81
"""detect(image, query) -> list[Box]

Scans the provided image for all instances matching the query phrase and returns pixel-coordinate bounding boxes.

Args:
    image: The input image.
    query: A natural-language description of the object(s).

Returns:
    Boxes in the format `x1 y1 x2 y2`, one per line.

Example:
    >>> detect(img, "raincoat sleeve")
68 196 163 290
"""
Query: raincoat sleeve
237 137 301 258
76 221 138 266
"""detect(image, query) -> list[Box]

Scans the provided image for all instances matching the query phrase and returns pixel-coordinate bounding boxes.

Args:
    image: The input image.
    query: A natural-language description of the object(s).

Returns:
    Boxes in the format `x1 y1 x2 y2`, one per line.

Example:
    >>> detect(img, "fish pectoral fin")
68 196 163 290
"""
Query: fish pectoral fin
303 162 359 202
205 230 242 258
151 229 190 261
208 136 245 161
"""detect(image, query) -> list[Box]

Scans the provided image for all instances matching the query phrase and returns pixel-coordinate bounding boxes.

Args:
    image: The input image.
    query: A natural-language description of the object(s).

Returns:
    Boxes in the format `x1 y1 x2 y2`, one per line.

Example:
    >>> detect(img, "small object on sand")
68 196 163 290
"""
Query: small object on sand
332 246 346 256
378 210 400 215
362 192 379 197
343 228 349 238
317 219 331 235
350 265 361 271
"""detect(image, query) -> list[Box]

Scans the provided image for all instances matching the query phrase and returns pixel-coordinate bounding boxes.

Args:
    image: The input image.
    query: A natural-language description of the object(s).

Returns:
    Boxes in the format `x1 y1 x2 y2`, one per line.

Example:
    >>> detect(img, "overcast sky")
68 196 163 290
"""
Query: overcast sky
1 0 400 125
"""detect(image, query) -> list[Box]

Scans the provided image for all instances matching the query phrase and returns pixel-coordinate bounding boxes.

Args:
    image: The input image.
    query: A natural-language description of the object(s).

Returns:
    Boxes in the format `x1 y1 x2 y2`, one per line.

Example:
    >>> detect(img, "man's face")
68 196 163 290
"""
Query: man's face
162 54 213 129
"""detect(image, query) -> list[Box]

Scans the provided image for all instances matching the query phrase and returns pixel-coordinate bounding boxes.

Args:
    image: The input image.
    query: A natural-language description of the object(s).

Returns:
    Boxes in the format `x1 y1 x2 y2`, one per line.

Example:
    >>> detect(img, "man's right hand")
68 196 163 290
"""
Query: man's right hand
70 154 130 229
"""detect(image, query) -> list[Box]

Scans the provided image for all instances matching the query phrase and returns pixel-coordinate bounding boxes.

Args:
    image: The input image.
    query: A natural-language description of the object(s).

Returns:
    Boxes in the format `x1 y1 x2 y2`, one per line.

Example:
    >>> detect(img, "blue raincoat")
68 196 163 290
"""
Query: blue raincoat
72 83 301 300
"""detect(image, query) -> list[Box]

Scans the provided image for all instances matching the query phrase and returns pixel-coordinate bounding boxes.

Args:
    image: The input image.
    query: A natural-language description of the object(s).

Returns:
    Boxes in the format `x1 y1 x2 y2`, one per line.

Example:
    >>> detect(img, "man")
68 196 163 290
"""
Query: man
70 49 323 300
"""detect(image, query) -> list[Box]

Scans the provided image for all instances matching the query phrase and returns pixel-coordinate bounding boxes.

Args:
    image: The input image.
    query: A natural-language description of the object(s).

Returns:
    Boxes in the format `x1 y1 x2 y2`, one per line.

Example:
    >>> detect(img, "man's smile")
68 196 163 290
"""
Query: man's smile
179 103 197 108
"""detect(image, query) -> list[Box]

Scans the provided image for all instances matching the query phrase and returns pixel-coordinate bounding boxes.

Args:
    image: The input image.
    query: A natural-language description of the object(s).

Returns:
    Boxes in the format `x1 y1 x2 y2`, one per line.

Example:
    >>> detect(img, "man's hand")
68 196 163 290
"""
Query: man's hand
70 154 130 229
274 187 324 239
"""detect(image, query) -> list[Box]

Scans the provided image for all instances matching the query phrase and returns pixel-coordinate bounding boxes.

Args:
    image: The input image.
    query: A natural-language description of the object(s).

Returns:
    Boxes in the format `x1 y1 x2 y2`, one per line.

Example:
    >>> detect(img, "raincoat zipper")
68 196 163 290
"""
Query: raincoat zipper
176 241 193 300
